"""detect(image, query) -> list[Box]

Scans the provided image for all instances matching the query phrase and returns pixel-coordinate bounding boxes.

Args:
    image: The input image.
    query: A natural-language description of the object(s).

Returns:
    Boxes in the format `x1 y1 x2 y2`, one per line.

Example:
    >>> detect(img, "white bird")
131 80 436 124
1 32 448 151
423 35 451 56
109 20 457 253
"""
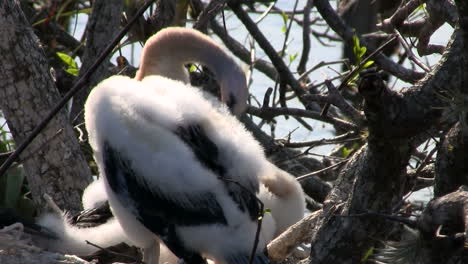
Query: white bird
84 27 278 264
35 27 304 264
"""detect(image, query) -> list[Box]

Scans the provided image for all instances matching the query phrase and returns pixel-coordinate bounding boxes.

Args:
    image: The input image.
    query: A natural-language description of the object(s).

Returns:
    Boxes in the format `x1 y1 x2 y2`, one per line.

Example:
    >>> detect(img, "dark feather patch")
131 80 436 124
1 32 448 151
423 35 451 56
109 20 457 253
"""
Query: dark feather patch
175 124 260 220
175 124 226 176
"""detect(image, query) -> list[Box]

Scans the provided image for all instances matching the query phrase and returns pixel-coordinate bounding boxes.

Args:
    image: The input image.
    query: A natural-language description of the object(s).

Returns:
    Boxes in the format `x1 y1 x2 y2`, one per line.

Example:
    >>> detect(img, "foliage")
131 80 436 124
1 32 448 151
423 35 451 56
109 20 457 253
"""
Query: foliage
348 34 375 86
56 52 79 76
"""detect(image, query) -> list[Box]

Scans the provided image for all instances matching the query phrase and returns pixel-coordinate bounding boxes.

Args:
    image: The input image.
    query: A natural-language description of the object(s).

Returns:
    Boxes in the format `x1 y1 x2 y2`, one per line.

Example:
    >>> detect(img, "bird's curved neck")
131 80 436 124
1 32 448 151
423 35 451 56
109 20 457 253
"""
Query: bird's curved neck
136 28 229 83
135 28 247 115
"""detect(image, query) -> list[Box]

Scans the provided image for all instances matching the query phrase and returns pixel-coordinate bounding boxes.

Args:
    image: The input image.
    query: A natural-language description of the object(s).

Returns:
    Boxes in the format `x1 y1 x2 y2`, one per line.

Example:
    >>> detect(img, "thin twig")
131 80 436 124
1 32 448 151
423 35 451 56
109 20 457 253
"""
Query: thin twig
248 105 358 131
229 2 308 107
394 29 431 72
296 159 349 181
85 240 143 263
341 211 418 229
324 80 364 124
276 0 299 108
278 132 360 148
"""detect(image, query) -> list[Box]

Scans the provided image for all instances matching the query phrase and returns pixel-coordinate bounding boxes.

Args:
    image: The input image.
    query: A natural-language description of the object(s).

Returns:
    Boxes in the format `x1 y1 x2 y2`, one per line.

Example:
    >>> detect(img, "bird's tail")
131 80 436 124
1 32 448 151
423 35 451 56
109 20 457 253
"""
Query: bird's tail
35 212 132 256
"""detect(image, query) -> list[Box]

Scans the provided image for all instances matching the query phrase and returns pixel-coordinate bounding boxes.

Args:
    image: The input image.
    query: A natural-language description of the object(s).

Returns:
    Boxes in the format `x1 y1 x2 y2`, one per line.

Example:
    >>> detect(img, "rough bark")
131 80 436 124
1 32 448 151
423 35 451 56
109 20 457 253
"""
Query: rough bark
435 122 468 197
302 10 468 261
0 1 92 211
69 0 123 124
305 141 410 263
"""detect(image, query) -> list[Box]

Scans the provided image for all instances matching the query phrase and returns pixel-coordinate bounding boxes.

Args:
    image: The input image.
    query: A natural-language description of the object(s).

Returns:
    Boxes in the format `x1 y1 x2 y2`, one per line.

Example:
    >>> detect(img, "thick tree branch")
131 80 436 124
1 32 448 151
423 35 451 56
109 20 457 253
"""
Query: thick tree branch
70 0 124 124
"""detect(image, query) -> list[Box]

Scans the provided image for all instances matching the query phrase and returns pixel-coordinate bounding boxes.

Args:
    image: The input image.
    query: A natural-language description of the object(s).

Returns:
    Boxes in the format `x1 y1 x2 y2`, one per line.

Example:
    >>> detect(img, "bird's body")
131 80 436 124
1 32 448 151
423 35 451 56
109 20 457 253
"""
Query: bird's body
80 27 306 264
85 74 275 264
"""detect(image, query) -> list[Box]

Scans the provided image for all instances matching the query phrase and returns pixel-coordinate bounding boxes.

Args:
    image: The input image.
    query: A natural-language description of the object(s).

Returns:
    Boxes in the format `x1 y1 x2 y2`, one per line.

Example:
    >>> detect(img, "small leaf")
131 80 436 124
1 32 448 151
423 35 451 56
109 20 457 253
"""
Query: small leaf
56 52 77 68
342 143 360 158
289 52 298 63
66 68 79 76
362 60 374 69
281 11 288 25
359 46 367 58
189 64 197 72
361 247 374 262
447 144 454 152
353 35 360 50
342 147 352 158
281 26 287 33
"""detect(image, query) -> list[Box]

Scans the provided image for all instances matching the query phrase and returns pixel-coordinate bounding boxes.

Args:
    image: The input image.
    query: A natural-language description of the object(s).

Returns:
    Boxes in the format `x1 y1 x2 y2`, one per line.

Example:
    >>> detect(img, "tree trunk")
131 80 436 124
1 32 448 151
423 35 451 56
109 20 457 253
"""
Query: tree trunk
0 1 92 212
69 0 123 125
303 1 468 258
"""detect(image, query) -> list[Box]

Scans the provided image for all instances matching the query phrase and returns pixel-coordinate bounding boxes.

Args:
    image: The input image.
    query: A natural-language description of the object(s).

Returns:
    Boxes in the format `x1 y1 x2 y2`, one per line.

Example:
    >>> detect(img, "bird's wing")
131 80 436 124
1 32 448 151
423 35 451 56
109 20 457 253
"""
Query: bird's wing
175 123 261 221
102 141 227 230
102 140 224 262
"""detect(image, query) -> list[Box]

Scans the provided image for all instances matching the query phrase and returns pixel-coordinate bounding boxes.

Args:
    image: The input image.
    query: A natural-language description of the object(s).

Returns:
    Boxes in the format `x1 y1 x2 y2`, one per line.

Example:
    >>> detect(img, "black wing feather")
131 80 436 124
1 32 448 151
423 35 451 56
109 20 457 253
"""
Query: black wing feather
103 142 223 263
175 124 260 220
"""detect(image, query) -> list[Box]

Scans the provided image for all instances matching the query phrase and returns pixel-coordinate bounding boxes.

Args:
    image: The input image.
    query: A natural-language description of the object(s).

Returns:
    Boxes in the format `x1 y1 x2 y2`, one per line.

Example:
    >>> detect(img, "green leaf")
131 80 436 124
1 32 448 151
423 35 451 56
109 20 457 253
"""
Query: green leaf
362 60 375 69
66 68 79 76
359 46 367 58
281 11 288 25
353 35 360 50
342 146 352 158
289 53 298 63
448 144 454 152
56 52 77 69
352 34 361 61
281 26 287 33
361 247 374 263
188 64 197 72
341 143 360 158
